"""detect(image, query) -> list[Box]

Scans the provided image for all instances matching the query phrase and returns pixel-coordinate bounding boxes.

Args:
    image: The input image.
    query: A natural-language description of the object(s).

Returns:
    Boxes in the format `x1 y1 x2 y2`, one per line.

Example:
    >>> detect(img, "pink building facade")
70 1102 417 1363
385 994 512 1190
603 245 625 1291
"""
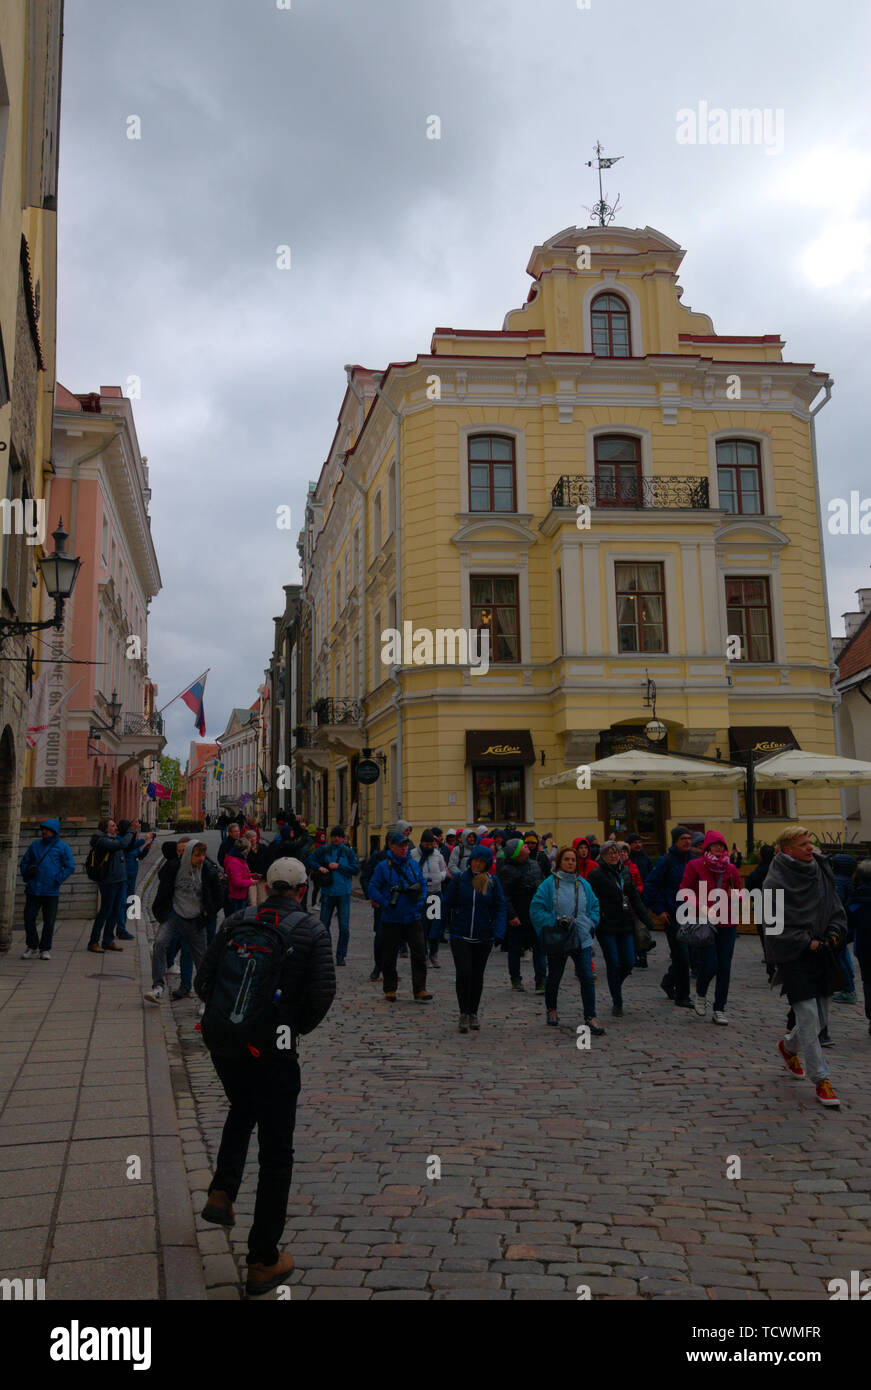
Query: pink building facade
35 385 164 819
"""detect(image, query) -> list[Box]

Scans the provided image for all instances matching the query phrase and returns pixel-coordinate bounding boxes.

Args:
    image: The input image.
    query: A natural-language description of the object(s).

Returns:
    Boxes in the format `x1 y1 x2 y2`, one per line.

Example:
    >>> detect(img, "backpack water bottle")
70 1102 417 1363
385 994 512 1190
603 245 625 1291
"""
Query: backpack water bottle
201 907 296 1059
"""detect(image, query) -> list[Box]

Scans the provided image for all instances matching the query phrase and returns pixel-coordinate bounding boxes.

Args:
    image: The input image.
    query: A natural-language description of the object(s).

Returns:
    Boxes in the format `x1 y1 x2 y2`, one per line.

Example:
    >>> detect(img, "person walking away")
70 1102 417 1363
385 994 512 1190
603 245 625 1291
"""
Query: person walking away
678 831 742 1024
644 826 695 1008
442 845 506 1031
530 845 604 1034
847 861 871 1038
307 826 359 966
224 838 258 916
195 857 335 1295
831 853 859 1004
497 838 546 992
144 839 223 1003
19 818 76 960
361 835 390 982
412 829 448 967
764 827 846 1106
115 818 155 941
589 839 655 1017
87 819 135 953
367 832 431 1002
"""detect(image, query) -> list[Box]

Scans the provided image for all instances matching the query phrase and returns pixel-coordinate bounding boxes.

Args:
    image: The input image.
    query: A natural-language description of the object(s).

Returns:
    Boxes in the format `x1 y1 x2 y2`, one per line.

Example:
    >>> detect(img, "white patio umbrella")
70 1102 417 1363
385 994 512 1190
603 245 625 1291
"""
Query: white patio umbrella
753 749 871 788
539 749 745 791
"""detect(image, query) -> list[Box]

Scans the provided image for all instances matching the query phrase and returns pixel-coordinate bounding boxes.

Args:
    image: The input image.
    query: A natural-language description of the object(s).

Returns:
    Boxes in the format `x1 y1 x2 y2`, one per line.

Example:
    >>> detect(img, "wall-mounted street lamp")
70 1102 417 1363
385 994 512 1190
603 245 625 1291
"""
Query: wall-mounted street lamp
0 518 82 651
642 672 667 743
88 691 123 757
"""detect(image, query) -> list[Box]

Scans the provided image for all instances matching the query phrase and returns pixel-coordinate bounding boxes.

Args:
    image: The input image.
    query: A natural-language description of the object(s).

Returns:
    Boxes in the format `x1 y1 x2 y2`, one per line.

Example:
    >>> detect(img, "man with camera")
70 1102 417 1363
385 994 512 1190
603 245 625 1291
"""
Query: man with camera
367 830 432 1002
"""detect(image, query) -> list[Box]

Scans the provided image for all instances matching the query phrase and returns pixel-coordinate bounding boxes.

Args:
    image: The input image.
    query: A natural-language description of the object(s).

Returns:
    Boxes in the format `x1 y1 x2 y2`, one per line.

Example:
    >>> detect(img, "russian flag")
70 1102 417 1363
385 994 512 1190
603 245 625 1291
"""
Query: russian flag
180 672 208 737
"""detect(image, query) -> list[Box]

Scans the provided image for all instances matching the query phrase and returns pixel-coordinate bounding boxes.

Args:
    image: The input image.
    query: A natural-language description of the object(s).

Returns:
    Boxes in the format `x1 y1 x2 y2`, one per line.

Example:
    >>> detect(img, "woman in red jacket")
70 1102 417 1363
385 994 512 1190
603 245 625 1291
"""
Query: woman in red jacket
679 830 743 1025
571 837 597 880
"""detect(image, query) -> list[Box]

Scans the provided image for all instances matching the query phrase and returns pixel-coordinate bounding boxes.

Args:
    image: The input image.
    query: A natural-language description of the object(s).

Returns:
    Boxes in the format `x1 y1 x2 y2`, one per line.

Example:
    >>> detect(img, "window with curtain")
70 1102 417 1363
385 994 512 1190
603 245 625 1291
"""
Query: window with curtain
471 575 520 662
725 576 773 662
616 562 667 652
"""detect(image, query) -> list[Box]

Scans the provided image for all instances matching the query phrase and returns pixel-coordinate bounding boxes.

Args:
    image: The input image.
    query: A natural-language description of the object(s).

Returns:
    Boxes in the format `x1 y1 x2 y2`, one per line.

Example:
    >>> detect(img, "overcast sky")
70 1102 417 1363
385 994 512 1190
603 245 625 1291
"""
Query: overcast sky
57 0 871 762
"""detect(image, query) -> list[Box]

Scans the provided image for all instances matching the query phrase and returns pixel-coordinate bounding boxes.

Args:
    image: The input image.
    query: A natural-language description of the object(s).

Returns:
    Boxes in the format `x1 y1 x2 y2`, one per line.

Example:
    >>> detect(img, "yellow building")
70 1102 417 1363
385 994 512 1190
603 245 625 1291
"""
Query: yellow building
295 224 839 859
0 1 63 943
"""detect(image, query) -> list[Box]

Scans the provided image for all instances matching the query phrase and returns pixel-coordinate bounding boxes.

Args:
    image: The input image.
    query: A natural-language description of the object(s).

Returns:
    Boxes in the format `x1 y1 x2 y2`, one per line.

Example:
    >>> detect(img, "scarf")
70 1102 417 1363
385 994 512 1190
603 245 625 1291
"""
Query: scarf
703 849 730 873
763 851 840 962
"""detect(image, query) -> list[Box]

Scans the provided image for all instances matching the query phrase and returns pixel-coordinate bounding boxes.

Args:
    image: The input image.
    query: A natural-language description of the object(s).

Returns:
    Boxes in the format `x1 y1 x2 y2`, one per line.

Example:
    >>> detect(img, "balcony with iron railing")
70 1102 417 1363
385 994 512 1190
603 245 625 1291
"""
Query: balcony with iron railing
551 475 710 510
310 697 363 727
123 712 165 737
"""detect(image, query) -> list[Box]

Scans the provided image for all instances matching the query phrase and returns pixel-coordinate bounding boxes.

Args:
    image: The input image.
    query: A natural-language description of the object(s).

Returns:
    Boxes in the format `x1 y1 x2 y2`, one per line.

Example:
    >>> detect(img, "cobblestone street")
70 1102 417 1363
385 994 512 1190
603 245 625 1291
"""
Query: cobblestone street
165 881 871 1301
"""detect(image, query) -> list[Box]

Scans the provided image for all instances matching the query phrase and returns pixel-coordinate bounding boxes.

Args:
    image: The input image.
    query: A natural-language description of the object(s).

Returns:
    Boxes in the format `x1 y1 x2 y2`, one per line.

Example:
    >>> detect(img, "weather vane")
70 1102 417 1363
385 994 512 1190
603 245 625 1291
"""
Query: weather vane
585 141 623 226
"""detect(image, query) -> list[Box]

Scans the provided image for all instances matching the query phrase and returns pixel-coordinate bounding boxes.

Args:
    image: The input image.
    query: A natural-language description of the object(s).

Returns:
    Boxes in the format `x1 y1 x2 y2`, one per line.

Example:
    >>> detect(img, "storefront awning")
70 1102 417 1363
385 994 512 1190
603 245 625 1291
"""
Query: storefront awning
466 730 536 766
728 726 798 758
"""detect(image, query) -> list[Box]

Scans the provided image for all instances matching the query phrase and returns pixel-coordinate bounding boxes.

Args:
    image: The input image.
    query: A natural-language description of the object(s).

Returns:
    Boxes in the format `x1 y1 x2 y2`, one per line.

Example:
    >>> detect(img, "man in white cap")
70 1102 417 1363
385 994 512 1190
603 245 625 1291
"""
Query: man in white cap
195 858 336 1295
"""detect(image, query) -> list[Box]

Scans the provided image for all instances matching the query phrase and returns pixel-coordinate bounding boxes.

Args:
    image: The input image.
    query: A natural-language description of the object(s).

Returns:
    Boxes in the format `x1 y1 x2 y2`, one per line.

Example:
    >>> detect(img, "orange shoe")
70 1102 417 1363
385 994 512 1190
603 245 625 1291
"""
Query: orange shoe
778 1038 805 1078
815 1079 840 1108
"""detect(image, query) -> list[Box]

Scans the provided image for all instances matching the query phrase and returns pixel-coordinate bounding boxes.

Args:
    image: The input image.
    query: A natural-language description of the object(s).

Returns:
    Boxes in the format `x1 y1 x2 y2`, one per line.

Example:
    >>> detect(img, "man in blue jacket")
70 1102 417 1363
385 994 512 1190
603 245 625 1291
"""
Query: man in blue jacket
644 825 694 1008
114 818 155 941
19 818 76 959
367 831 431 1002
307 825 359 965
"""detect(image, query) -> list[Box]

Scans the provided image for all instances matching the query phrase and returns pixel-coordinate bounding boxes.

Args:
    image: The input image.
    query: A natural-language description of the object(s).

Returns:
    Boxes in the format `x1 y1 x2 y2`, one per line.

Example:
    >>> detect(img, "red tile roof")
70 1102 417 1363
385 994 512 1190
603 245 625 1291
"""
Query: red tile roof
837 611 871 681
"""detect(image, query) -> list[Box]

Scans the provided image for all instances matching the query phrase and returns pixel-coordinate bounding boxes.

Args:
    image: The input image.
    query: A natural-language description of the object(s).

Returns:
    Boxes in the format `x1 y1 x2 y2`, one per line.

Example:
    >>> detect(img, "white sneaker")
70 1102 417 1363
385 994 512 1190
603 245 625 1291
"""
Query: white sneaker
167 964 181 977
712 1010 729 1025
693 995 707 1017
197 1003 205 1018
144 985 164 1004
21 947 39 959
39 951 51 960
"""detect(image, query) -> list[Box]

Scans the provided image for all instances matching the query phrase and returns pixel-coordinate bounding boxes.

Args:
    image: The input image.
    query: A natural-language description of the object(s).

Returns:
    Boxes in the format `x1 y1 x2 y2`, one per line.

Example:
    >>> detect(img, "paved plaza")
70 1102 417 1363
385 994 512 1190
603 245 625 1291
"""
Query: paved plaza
2 833 870 1301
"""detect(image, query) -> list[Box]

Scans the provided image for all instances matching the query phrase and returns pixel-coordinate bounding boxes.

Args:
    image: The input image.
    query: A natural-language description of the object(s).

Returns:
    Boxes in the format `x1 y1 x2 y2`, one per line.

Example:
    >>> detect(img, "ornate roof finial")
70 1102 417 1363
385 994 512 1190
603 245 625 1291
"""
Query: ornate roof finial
585 141 623 226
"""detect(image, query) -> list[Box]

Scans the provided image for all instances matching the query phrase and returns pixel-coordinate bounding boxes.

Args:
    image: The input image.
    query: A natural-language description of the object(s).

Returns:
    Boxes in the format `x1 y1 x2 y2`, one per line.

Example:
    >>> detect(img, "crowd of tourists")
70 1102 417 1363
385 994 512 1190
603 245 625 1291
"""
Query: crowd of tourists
14 807 871 1294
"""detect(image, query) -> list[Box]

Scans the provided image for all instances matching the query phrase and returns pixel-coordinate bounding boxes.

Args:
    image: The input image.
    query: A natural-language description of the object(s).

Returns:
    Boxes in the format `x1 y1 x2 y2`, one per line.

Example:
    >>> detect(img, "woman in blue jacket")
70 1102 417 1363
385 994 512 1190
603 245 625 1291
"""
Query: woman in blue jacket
19 818 76 959
442 845 506 1032
530 844 605 1033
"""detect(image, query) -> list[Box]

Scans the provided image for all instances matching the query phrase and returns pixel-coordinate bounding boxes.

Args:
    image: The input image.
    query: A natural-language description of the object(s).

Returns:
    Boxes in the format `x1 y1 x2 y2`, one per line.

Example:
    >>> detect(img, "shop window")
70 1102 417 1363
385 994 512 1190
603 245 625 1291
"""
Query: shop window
473 765 525 823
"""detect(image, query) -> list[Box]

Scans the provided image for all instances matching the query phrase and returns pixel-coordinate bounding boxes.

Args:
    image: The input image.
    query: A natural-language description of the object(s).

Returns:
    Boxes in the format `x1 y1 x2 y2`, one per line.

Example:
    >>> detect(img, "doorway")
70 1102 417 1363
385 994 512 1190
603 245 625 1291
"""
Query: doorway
599 789 667 857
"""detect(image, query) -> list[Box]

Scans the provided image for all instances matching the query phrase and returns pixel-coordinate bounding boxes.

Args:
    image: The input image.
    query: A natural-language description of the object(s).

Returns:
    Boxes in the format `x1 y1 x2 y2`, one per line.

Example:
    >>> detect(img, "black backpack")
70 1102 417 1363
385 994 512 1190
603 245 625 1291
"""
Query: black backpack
85 844 112 883
201 905 299 1060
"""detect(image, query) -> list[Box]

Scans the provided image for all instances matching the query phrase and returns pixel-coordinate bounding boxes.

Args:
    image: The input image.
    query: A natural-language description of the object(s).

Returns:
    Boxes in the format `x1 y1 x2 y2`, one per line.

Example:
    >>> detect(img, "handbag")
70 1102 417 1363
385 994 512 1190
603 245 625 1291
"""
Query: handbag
632 912 655 953
676 916 716 948
540 878 581 953
23 840 54 883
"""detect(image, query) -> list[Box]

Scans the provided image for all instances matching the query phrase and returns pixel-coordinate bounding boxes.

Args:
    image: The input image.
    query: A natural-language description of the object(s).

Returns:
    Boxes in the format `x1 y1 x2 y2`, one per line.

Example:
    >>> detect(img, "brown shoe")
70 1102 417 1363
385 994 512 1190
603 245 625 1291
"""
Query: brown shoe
245 1251 294 1296
201 1189 236 1227
87 943 104 953
102 941 123 951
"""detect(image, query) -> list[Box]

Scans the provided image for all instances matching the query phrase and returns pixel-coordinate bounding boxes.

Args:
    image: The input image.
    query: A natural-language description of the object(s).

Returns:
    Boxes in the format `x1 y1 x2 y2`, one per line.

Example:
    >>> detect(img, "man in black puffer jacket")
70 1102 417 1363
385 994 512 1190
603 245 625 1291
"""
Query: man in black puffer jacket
497 838 546 992
194 856 336 1297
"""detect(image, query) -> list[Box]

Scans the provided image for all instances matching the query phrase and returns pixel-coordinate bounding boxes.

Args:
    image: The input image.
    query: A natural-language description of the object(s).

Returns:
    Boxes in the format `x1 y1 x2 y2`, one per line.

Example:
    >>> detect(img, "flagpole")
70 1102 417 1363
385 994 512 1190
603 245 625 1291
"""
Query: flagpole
157 669 210 716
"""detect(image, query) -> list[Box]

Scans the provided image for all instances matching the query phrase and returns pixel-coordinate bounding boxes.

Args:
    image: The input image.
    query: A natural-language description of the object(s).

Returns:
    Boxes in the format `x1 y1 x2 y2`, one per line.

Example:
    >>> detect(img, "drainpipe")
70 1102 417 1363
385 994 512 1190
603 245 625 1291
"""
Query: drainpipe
372 375 403 818
808 377 842 830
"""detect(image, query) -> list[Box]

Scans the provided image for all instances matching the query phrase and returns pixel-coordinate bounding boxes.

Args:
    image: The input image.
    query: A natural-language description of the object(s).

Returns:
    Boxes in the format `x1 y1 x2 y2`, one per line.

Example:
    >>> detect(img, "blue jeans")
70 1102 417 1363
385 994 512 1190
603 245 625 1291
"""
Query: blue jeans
599 932 636 1008
24 894 59 951
694 925 737 1012
545 947 596 1017
176 915 217 991
90 880 127 947
320 894 351 960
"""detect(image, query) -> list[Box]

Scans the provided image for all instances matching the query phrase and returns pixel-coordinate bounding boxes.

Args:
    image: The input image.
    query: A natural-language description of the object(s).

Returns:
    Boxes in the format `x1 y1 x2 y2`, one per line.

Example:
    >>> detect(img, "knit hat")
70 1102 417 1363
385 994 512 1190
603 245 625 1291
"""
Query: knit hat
504 837 524 861
468 844 494 869
691 831 705 847
671 825 692 845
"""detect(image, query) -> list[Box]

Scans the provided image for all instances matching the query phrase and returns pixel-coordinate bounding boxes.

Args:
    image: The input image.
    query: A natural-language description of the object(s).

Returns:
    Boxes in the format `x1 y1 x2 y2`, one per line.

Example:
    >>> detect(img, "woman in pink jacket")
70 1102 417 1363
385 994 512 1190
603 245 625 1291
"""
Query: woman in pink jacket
679 830 743 1025
223 842 257 915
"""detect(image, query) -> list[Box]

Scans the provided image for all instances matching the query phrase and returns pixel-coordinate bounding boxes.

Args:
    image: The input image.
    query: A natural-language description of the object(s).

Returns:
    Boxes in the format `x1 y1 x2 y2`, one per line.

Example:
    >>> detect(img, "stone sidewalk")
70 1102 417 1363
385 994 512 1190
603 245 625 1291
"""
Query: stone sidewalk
0 846 205 1301
169 896 871 1301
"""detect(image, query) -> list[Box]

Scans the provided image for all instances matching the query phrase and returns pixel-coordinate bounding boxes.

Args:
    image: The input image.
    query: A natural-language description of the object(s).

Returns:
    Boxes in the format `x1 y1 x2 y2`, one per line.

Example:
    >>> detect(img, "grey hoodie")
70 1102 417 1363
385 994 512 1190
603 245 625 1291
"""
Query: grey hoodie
172 839 206 920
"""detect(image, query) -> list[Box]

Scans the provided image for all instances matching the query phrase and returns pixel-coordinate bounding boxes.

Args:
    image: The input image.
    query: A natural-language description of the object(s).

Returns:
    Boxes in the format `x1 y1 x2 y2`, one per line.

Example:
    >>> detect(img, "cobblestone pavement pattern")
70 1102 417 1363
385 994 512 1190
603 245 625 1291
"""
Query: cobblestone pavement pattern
160 834 871 1302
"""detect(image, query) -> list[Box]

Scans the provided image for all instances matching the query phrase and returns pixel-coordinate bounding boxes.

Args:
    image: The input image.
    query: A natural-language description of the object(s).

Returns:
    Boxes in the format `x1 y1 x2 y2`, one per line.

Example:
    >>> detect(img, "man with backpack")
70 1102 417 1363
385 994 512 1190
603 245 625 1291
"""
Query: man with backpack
19 818 76 960
194 857 335 1296
86 819 136 953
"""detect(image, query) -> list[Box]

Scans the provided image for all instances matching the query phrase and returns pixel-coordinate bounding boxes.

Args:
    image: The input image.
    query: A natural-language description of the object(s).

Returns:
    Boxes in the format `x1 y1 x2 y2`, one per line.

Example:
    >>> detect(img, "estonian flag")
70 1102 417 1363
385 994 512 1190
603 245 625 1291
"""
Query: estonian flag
180 672 208 737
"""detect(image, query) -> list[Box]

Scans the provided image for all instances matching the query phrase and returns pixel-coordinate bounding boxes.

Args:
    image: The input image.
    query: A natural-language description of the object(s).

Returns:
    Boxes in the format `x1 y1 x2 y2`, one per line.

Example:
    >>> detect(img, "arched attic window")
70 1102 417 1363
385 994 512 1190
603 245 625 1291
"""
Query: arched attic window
591 293 631 357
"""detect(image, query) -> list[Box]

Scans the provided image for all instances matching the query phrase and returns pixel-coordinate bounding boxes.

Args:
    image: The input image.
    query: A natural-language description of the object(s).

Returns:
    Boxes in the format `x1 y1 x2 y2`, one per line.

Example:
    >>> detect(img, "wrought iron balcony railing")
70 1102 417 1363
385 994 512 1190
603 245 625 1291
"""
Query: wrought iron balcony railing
123 713 165 737
310 698 363 727
551 475 710 510
293 726 319 748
